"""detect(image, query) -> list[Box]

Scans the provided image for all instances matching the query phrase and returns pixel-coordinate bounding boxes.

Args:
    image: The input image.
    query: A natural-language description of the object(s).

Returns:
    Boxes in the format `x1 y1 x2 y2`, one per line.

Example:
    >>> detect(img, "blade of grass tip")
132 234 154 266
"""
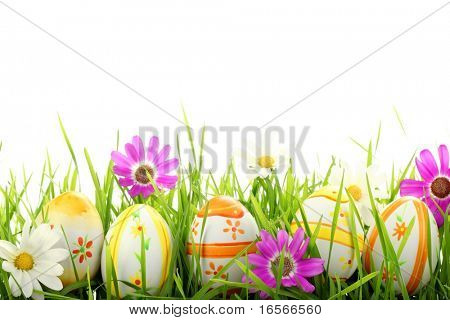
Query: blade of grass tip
198 125 206 173
327 172 345 273
322 157 336 186
393 106 407 136
350 138 369 153
367 140 373 167
330 271 379 300
389 153 415 202
57 114 80 187
375 121 382 152
182 106 197 167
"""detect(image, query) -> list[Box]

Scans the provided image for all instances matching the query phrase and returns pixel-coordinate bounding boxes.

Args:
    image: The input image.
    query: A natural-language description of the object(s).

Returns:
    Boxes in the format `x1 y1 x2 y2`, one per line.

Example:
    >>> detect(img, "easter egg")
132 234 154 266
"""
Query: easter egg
101 204 172 298
291 186 364 280
40 191 104 286
363 197 439 294
187 196 259 286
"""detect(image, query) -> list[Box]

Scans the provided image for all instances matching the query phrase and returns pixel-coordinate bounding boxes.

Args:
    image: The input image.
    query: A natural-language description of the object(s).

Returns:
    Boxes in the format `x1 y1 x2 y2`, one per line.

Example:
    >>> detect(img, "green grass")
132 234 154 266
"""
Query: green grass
0 117 449 300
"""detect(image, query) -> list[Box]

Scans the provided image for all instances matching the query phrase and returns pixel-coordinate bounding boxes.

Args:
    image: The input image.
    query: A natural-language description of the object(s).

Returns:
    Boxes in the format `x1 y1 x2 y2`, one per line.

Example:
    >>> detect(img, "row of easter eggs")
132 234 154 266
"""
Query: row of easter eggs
42 190 439 297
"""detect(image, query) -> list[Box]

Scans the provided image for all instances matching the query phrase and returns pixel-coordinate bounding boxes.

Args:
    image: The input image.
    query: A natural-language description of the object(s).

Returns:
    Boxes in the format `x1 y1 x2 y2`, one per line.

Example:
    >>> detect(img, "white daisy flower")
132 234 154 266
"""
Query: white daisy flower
329 161 388 227
234 138 290 182
0 222 69 299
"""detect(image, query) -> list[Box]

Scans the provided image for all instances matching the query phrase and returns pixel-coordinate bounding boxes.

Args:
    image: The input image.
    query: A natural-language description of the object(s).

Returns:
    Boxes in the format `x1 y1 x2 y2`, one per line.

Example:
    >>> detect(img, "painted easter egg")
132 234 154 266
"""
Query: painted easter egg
187 196 259 286
101 204 172 298
291 186 364 280
41 191 104 286
363 197 439 294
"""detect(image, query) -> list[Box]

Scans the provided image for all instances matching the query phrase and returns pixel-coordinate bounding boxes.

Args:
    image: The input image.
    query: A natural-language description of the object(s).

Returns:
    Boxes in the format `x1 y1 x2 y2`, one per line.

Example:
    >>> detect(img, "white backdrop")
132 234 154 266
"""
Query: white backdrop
0 0 449 196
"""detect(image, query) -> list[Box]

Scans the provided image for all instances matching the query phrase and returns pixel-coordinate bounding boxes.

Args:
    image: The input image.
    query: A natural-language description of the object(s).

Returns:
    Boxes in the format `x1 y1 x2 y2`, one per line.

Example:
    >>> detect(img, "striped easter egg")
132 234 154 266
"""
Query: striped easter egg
364 197 439 294
101 204 172 298
187 196 259 286
291 186 364 280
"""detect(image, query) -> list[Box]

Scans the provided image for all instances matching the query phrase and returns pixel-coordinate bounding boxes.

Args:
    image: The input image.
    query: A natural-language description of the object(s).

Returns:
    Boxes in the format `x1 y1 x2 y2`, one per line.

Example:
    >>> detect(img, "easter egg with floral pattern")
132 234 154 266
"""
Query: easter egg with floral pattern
101 204 172 298
40 191 104 286
187 196 259 286
364 197 439 294
291 186 364 280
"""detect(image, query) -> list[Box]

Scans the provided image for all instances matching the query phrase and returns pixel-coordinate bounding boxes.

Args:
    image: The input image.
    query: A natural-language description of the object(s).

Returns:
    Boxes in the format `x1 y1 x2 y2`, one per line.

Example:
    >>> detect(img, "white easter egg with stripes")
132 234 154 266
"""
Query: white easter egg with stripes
101 204 172 298
364 197 439 295
292 186 364 280
187 196 259 286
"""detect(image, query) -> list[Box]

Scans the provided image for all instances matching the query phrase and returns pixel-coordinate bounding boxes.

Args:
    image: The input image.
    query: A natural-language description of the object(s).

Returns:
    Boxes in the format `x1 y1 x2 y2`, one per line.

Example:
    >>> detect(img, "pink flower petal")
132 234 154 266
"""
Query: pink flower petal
156 158 179 174
156 175 178 189
276 230 289 251
295 275 316 293
125 143 139 164
147 136 160 163
424 196 449 227
248 253 270 268
154 145 171 166
418 149 439 180
111 151 131 167
132 136 145 162
400 179 427 198
438 144 449 175
260 230 279 255
296 258 324 277
128 185 142 198
119 177 135 187
293 237 310 260
141 185 155 198
289 228 305 253
113 165 132 177
256 241 276 260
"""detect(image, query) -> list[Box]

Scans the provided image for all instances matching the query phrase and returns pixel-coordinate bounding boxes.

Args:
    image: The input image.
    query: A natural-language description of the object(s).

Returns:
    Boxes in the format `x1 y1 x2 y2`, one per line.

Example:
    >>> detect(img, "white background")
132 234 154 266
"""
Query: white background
0 0 449 195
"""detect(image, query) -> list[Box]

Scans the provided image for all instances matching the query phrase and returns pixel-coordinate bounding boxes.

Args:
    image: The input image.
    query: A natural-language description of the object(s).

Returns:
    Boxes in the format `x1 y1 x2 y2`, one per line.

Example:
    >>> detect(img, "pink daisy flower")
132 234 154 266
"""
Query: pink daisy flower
400 144 450 227
246 228 324 297
111 135 179 198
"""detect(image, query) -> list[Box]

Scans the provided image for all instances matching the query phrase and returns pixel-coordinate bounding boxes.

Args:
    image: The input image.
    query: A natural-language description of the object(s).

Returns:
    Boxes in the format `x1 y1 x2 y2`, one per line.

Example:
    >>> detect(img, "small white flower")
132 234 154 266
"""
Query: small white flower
234 138 290 182
0 222 69 299
329 161 388 226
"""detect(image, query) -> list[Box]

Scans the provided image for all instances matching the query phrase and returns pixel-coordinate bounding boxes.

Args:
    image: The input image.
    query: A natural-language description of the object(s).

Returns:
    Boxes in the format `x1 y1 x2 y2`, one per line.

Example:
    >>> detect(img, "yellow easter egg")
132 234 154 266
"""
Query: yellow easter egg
186 196 259 286
291 186 364 280
364 197 439 295
41 191 104 286
101 204 172 298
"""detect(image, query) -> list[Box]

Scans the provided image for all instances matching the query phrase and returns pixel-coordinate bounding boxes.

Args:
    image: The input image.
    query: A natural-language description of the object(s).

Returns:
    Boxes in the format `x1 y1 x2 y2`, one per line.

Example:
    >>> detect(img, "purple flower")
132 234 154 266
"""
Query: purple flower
246 228 324 296
400 144 450 227
111 135 179 198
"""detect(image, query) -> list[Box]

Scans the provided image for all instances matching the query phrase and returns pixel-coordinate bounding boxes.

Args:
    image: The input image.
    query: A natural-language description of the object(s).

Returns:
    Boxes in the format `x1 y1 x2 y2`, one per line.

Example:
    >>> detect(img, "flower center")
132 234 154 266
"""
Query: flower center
14 252 34 271
431 177 450 199
347 185 362 201
272 255 295 277
134 165 154 184
257 155 276 169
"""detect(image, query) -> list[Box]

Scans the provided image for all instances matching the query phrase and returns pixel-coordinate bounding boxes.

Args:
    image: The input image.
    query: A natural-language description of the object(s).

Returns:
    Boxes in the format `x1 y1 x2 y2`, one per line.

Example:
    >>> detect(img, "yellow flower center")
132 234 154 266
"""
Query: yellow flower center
14 252 34 271
257 155 276 169
347 185 362 201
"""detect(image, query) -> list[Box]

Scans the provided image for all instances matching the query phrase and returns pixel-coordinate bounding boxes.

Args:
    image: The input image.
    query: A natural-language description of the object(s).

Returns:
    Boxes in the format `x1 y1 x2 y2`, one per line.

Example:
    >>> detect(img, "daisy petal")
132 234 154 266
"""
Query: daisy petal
2 261 16 273
31 278 44 300
38 274 63 291
37 248 69 263
9 270 23 297
0 240 18 260
34 261 64 276
438 144 449 175
21 271 34 298
400 179 427 198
